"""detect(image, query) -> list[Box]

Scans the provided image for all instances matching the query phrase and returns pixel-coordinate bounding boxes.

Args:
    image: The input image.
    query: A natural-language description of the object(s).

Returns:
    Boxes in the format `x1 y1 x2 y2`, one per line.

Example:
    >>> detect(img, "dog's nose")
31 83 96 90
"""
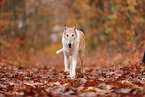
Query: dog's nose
68 43 71 48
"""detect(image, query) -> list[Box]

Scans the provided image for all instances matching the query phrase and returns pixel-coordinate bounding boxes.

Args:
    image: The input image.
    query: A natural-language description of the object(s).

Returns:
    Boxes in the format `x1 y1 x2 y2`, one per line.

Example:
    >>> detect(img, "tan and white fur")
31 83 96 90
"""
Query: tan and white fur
56 24 85 79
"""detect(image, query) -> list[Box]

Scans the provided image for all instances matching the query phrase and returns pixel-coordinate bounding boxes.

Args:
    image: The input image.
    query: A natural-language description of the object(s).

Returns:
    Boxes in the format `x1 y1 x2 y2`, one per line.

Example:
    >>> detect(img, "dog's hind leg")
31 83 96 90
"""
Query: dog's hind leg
79 52 85 73
56 48 63 54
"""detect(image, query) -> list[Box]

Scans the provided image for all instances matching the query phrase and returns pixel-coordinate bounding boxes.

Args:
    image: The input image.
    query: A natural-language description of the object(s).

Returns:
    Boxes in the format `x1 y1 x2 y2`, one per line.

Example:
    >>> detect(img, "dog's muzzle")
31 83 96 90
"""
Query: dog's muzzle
68 43 71 48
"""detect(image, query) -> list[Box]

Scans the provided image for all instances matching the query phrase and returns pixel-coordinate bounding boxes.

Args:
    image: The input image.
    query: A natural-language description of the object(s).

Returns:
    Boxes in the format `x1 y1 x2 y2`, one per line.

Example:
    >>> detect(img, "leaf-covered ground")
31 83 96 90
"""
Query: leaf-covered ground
0 51 145 97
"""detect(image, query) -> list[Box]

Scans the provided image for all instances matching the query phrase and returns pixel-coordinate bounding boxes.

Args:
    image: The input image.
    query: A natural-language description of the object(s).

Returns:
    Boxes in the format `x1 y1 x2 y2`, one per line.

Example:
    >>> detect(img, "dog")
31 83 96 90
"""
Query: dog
56 24 85 78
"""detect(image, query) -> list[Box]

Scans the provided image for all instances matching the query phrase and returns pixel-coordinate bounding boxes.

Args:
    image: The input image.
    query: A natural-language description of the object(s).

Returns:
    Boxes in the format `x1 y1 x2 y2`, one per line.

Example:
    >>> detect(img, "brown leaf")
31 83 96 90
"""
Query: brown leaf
119 88 131 94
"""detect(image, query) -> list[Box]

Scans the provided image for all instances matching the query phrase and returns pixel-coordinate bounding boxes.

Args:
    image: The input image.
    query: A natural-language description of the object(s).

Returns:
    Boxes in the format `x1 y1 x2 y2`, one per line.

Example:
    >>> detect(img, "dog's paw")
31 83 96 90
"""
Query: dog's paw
69 75 75 79
69 73 75 79
81 69 85 73
64 69 70 73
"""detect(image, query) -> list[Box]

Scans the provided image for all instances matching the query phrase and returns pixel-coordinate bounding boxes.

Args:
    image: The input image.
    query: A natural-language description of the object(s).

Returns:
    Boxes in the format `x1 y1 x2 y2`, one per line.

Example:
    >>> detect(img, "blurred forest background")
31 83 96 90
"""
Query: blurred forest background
1 1 145 96
0 0 145 58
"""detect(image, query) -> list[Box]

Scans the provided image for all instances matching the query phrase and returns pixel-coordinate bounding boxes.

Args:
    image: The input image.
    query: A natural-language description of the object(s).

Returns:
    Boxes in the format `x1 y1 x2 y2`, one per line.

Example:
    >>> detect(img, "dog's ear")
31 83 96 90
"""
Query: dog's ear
74 24 77 32
64 24 67 32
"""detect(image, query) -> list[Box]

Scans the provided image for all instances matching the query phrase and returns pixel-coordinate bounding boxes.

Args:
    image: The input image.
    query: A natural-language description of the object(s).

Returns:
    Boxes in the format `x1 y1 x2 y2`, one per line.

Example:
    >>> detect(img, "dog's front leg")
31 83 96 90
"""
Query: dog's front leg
70 56 72 77
64 55 69 72
70 54 77 79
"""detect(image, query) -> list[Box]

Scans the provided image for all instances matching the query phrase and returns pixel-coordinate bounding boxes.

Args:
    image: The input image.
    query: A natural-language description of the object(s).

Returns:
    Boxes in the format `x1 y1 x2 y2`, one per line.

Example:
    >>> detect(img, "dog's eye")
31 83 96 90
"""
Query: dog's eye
66 35 68 37
72 35 74 37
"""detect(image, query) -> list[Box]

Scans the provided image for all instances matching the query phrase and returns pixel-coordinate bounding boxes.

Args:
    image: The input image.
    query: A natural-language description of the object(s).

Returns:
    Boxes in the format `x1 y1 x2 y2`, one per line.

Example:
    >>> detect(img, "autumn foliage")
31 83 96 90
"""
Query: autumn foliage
0 0 145 96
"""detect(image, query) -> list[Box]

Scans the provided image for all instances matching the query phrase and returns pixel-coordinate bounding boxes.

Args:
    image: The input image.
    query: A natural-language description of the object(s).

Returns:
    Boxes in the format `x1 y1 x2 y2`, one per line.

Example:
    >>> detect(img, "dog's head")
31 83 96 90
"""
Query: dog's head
63 24 77 48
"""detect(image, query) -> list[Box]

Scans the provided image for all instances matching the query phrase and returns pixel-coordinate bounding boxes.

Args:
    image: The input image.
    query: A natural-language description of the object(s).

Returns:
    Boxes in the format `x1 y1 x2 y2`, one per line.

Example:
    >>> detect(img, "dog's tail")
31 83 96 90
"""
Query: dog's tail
56 48 63 54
